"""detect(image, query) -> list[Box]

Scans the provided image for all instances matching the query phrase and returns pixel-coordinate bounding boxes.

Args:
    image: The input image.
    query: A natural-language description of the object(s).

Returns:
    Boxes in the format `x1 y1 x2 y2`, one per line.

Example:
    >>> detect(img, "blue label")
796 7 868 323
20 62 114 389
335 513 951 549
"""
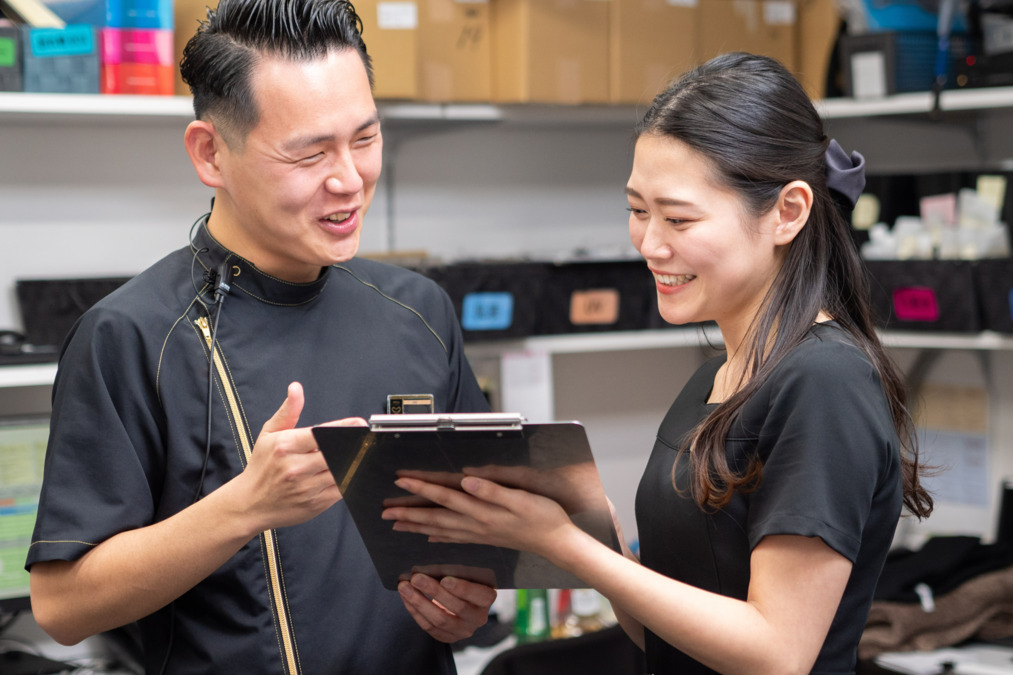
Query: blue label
30 25 94 58
1008 288 1013 321
462 292 514 331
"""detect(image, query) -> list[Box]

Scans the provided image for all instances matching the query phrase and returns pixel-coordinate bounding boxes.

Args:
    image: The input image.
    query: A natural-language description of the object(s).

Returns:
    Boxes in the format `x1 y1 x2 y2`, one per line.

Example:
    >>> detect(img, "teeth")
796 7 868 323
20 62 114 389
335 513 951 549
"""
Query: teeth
655 273 696 286
325 212 351 222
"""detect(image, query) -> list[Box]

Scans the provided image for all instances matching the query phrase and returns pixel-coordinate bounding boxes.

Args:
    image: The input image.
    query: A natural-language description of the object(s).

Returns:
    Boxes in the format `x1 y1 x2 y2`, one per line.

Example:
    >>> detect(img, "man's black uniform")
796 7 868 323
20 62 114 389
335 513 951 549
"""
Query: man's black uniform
28 223 489 674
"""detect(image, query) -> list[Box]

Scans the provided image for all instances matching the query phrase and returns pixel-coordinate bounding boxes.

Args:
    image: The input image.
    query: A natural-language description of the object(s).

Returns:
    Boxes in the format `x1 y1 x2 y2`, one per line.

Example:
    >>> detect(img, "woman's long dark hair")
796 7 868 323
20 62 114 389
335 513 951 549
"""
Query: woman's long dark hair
638 52 932 519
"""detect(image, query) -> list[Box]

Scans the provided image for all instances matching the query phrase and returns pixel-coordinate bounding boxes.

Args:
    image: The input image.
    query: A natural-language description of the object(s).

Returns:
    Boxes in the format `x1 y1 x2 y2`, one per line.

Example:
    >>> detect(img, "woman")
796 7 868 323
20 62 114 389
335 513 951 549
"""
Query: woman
383 52 933 674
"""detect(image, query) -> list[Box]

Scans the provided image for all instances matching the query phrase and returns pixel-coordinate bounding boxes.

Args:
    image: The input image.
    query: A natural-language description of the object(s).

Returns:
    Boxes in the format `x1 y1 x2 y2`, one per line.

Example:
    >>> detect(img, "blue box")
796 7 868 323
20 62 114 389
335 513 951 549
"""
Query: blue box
22 25 100 94
0 26 22 92
43 0 174 29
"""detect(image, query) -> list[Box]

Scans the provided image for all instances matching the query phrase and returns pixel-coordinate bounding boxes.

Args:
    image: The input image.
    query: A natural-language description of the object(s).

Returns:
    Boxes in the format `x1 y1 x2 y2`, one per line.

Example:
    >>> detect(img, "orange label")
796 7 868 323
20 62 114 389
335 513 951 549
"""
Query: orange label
570 289 620 325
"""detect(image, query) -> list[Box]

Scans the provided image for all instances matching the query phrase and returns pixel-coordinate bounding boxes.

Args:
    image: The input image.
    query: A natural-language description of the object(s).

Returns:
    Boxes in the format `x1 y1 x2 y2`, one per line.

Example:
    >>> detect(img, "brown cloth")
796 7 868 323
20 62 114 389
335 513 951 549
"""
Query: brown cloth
859 565 1013 660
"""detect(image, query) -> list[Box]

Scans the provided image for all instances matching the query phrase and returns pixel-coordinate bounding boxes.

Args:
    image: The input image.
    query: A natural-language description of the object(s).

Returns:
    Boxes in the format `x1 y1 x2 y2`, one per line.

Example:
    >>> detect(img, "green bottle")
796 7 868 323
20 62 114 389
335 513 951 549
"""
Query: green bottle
514 588 550 644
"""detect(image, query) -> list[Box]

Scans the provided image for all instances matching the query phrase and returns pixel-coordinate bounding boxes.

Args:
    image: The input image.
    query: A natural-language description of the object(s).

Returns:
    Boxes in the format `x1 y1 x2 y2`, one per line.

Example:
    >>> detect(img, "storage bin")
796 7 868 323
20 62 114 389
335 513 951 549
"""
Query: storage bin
539 261 654 335
974 258 1013 333
864 259 981 332
422 261 550 342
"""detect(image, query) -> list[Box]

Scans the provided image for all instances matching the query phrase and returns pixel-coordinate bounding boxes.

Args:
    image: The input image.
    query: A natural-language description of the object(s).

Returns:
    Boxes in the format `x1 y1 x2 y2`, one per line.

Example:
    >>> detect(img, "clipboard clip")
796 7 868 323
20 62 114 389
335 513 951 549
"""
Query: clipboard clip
368 412 525 433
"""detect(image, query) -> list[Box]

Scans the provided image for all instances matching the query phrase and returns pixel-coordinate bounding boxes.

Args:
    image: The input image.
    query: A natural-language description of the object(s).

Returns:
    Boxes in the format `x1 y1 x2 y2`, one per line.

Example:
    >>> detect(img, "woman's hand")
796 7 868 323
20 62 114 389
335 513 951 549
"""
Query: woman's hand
380 474 577 561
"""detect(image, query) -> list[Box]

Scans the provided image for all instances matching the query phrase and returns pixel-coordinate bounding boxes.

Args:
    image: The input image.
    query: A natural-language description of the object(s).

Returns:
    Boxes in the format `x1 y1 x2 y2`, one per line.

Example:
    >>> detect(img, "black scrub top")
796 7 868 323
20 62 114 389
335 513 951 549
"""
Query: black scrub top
635 323 903 674
28 224 490 674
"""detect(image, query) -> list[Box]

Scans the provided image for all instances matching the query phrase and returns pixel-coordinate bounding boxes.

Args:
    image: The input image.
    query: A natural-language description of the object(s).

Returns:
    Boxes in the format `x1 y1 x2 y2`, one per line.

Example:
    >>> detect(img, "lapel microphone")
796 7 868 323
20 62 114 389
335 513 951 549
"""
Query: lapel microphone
213 261 232 304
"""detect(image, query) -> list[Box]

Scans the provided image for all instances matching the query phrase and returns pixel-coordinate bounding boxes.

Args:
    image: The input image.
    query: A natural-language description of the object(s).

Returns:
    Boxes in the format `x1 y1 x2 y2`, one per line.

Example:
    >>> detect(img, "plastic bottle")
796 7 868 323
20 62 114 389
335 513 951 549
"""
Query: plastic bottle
514 588 550 643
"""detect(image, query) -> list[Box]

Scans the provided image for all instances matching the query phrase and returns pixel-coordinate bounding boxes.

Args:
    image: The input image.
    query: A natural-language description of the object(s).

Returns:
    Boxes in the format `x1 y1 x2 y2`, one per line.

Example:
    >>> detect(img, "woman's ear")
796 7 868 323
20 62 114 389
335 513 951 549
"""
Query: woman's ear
773 180 814 246
184 120 226 189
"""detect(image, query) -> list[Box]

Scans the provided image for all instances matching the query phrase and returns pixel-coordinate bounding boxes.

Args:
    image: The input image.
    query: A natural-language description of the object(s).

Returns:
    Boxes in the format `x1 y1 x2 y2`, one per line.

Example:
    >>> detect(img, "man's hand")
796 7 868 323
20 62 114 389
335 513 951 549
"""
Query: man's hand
235 382 364 532
397 573 497 643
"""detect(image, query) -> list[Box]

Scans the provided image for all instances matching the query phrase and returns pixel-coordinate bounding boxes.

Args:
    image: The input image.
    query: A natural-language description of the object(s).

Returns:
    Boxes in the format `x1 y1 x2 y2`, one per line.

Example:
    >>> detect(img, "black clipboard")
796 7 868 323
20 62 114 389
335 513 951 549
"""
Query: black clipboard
312 413 622 590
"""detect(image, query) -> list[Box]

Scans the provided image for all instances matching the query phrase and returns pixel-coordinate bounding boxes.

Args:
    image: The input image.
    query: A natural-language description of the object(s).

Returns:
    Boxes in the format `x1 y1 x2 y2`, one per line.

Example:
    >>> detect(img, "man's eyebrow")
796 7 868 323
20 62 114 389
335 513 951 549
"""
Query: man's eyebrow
625 187 696 207
281 113 381 152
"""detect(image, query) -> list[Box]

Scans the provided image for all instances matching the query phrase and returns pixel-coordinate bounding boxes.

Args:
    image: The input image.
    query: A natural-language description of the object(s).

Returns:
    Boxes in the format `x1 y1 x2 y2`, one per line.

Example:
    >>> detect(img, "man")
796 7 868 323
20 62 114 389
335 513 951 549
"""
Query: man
26 0 496 671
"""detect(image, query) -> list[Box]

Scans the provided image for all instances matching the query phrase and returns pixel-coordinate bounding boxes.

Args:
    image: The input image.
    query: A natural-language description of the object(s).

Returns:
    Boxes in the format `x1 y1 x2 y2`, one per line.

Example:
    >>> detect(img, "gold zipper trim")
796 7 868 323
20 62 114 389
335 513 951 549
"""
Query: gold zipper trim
196 316 300 674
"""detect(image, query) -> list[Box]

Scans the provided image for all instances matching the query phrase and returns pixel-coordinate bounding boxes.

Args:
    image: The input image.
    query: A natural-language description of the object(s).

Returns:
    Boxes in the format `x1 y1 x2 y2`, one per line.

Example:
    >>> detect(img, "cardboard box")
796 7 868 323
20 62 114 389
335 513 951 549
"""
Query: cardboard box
0 25 23 92
697 0 797 72
357 0 419 99
609 0 697 105
795 0 840 99
22 24 100 93
417 0 492 102
490 0 610 105
172 0 210 96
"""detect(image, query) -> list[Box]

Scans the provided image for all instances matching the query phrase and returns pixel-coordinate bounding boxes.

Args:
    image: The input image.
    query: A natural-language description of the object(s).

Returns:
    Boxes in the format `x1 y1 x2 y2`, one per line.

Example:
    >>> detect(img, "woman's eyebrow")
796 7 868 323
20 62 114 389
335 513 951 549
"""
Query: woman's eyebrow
625 187 695 207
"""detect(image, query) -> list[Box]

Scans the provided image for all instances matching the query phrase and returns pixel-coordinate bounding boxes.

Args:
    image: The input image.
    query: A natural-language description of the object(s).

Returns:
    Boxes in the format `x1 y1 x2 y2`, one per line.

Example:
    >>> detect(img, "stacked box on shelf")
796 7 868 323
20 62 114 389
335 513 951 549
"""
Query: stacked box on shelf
22 24 100 93
0 25 22 91
416 0 492 103
974 258 1013 333
100 26 173 94
44 0 174 29
864 260 982 333
45 0 174 94
490 0 610 104
608 0 696 106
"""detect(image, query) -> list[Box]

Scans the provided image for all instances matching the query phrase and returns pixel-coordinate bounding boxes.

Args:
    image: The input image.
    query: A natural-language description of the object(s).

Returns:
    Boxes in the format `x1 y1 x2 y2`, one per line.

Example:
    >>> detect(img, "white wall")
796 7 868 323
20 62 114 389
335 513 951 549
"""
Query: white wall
1 117 637 330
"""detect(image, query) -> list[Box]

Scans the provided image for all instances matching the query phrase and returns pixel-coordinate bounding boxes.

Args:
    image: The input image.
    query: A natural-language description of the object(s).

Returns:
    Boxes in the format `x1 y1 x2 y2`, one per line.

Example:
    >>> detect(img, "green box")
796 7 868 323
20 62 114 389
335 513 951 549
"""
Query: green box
0 27 22 92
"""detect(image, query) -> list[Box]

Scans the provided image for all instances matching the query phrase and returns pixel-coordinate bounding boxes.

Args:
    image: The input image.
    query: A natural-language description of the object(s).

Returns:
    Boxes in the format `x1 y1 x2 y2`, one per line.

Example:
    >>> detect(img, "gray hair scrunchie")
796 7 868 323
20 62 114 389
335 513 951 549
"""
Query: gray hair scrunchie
825 139 866 210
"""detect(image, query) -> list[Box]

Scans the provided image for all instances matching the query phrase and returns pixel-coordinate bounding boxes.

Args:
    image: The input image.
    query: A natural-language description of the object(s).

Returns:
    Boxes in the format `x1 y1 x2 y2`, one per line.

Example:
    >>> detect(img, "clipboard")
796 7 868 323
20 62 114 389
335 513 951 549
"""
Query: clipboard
312 413 622 590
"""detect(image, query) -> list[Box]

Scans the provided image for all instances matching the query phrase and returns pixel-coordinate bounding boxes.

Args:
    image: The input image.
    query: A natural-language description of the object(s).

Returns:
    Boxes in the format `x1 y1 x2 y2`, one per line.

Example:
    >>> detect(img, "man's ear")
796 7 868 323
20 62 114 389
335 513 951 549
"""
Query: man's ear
184 120 226 189
773 180 814 246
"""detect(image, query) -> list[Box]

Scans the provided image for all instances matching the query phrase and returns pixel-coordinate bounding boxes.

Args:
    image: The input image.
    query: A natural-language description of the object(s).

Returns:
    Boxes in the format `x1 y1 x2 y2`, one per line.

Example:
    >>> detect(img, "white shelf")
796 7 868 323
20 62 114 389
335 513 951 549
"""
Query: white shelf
6 87 1013 125
0 92 196 123
0 363 57 389
818 86 1013 118
4 330 1011 389
466 327 1013 359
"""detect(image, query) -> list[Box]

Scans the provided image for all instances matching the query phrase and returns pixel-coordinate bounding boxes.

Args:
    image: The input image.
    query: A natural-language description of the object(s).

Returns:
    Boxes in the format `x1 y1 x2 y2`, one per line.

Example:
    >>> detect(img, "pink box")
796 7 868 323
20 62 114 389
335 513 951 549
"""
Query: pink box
100 28 172 65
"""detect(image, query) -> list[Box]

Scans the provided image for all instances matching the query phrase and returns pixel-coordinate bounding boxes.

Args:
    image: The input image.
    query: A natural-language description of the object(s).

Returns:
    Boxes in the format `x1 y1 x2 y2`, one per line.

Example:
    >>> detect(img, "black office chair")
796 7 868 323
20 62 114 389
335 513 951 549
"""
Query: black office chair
479 625 647 675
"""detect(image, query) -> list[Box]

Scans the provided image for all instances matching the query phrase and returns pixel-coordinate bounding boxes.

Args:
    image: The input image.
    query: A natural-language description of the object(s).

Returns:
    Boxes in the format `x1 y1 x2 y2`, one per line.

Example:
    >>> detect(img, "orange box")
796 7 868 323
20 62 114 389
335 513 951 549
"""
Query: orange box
357 0 419 100
490 0 610 105
101 62 174 94
609 0 697 105
417 0 492 102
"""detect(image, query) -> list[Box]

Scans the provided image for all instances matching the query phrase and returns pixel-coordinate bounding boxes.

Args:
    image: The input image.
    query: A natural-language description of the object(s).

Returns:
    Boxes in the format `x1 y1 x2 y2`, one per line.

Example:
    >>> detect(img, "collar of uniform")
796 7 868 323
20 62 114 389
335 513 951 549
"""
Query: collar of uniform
193 221 329 307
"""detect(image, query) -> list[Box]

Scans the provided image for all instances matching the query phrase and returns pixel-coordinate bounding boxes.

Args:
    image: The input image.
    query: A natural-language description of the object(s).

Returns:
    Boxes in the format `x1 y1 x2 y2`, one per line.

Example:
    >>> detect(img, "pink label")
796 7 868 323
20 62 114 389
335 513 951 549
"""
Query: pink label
893 287 940 322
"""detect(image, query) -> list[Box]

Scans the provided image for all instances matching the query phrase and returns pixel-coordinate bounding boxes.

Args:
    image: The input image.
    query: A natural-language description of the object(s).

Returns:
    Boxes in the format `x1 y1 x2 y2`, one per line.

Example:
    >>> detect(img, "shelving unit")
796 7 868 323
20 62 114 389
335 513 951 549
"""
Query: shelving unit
1 87 1011 549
